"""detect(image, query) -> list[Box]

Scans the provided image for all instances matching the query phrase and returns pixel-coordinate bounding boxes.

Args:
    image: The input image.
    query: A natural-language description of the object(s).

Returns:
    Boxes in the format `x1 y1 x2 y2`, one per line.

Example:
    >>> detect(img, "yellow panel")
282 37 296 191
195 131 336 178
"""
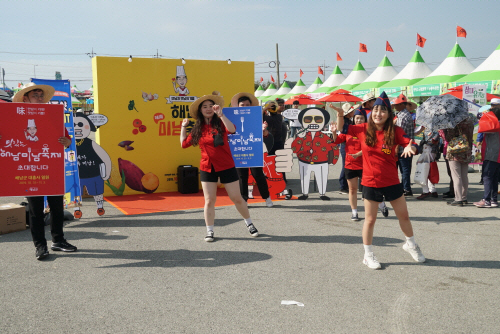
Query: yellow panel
92 57 254 196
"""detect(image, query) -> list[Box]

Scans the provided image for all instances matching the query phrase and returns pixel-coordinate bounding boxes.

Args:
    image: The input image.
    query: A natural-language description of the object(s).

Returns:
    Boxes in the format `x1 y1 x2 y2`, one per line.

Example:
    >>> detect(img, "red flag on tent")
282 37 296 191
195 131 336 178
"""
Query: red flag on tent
259 77 263 83
318 66 324 75
299 69 304 77
336 52 342 61
457 25 467 38
359 43 367 53
416 33 427 47
386 41 394 52
284 72 287 79
270 75 275 83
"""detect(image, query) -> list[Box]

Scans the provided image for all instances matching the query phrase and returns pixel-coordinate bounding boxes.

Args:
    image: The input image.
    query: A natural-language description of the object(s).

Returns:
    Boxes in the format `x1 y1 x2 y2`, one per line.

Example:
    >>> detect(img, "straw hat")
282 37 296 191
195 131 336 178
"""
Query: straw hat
342 103 355 116
230 92 259 107
12 82 55 103
189 91 225 120
392 93 417 111
361 92 376 106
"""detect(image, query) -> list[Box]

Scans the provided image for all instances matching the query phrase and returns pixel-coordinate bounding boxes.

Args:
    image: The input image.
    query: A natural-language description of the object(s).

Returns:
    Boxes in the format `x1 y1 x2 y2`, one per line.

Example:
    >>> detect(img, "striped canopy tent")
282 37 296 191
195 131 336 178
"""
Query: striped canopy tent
335 61 369 91
310 65 346 98
71 85 81 94
352 56 398 96
254 85 265 98
282 79 307 100
304 77 323 93
379 50 432 96
257 83 277 101
266 81 292 101
71 94 82 106
456 43 500 93
412 43 475 87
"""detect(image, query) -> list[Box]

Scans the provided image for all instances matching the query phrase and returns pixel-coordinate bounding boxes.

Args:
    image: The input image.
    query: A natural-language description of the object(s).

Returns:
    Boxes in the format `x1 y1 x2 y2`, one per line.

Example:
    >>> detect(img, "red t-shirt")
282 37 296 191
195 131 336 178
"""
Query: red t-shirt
347 124 415 188
182 123 236 172
333 133 362 170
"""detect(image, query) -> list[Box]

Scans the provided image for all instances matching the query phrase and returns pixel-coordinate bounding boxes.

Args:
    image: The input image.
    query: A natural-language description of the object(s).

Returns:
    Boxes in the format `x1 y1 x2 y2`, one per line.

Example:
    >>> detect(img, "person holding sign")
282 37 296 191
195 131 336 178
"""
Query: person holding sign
8 83 77 260
230 92 273 207
333 92 425 270
180 92 260 242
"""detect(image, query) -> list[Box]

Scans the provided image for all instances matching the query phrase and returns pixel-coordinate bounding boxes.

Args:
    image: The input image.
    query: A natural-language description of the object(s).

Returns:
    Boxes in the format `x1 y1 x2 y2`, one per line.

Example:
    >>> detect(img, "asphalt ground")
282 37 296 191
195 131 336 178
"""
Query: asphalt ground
1 158 499 334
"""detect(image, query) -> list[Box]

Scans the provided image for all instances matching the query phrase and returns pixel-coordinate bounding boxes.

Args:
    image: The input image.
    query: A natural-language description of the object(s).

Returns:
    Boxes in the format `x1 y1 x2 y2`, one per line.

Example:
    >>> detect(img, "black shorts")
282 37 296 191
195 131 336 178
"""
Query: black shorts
362 183 404 202
200 166 239 184
345 168 362 180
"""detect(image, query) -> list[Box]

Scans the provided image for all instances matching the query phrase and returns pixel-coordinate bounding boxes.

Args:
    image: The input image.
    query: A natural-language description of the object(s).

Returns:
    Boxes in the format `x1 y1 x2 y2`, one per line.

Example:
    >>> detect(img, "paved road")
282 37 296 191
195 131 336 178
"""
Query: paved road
1 159 499 333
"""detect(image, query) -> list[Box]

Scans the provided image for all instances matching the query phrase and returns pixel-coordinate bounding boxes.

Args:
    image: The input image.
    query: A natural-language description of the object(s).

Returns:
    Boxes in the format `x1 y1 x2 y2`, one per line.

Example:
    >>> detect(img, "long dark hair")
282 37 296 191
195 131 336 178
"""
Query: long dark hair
189 99 223 147
365 105 395 147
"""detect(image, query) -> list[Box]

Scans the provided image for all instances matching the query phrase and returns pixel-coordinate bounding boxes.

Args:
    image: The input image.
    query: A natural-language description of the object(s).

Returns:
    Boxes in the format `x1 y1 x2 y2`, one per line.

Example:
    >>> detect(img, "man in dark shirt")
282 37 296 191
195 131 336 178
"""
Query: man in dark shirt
263 100 284 155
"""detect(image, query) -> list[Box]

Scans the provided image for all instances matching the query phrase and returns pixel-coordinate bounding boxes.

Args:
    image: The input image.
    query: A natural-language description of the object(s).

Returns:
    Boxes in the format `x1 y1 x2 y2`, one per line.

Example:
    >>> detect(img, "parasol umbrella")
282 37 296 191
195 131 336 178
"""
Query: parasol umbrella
441 85 498 101
416 95 469 131
285 94 323 105
316 90 363 103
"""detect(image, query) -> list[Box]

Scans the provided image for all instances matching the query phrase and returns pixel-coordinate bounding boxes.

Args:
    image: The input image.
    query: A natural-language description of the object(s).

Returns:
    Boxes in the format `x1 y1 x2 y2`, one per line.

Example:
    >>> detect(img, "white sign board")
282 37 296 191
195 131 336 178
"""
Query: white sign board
463 84 487 115
282 108 300 120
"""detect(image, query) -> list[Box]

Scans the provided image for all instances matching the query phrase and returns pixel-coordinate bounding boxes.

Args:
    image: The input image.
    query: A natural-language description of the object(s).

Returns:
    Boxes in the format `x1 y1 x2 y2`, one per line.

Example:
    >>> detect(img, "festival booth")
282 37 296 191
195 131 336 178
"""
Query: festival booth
409 43 475 97
455 43 500 94
335 61 369 92
309 65 346 98
92 56 254 197
378 50 432 97
352 55 398 97
254 85 265 98
304 76 323 93
282 79 307 100
257 83 277 102
267 81 292 101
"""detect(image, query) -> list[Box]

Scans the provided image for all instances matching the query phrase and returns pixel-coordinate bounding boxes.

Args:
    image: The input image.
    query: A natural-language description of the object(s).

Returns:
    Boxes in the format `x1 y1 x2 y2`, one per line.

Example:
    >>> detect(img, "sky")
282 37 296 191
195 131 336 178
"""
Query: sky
1 0 499 91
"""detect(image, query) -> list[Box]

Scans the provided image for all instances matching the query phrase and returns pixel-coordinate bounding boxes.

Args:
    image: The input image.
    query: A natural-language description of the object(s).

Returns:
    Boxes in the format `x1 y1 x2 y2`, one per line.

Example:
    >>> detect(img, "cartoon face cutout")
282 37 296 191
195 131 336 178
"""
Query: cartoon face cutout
176 75 187 88
26 126 37 136
74 116 92 139
301 108 326 132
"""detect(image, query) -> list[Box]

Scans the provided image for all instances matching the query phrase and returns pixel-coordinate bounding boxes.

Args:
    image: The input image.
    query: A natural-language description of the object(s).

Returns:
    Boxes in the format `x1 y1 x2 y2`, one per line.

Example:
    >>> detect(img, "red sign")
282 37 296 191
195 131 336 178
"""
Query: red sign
0 103 66 196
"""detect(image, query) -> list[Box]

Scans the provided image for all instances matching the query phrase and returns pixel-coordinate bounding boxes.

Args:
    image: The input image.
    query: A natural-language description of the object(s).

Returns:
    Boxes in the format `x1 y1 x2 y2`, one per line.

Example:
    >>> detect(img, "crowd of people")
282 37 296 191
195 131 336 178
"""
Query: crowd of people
3 83 499 271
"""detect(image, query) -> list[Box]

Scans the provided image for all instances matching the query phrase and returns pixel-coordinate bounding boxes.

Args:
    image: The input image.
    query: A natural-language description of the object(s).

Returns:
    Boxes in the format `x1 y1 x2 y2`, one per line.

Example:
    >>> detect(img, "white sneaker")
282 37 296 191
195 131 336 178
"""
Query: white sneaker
248 190 254 199
265 197 273 207
403 242 426 262
204 231 214 242
363 252 381 269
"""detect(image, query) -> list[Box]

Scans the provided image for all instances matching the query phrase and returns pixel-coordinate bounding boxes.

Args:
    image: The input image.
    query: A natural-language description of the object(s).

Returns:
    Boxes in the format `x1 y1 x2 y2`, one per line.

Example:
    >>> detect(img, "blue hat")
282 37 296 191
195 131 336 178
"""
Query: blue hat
354 109 365 117
373 91 391 111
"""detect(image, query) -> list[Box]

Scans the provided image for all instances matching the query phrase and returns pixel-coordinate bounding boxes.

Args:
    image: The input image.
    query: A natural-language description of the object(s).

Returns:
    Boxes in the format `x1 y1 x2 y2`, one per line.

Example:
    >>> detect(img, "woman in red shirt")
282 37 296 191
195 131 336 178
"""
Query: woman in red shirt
180 92 259 242
333 92 425 270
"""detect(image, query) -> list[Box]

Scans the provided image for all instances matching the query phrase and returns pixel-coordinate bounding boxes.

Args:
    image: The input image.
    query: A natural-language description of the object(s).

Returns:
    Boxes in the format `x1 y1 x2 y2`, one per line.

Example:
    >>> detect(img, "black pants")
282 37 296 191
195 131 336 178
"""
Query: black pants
27 196 65 248
237 168 270 201
445 159 455 195
483 160 500 202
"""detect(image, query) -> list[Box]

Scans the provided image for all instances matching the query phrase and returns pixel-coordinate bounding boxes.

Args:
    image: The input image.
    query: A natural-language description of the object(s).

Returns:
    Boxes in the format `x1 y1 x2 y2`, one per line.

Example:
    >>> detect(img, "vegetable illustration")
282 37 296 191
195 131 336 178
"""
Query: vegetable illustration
118 158 159 194
141 172 159 193
128 100 139 112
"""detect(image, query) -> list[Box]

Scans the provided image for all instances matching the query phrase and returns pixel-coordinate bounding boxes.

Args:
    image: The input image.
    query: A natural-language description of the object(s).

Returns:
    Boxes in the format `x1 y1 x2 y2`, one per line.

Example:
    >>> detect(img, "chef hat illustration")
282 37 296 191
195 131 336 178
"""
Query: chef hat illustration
27 119 36 128
176 66 187 77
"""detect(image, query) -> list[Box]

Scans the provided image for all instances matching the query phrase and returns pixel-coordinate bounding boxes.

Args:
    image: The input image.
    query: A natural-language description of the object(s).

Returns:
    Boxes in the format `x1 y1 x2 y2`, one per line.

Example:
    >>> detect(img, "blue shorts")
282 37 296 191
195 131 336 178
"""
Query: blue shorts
81 175 104 196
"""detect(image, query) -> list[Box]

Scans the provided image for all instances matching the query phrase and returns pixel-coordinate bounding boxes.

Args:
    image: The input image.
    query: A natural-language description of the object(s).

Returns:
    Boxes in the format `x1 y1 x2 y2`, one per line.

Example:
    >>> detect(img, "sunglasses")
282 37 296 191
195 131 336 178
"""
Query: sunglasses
74 122 84 127
303 116 323 124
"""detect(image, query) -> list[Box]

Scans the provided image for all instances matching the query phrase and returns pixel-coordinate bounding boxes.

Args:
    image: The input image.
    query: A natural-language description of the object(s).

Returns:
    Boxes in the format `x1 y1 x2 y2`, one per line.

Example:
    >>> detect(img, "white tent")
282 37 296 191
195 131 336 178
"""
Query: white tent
336 61 369 91
304 77 323 93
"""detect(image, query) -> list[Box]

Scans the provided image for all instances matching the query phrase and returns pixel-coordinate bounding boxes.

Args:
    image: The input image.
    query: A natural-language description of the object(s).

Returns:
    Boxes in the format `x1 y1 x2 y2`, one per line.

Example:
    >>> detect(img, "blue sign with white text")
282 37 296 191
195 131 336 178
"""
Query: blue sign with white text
223 106 264 168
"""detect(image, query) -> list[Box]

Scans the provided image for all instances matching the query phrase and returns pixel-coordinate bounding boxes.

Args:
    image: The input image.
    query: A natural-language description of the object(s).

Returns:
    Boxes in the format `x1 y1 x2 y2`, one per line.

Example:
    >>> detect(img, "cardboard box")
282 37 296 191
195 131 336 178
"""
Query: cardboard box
0 203 26 235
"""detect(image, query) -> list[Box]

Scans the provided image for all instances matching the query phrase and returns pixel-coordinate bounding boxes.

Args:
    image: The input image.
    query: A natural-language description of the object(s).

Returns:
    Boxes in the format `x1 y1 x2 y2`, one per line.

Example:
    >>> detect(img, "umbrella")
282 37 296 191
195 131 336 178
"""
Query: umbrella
285 94 323 105
441 85 498 101
416 95 469 131
316 90 363 103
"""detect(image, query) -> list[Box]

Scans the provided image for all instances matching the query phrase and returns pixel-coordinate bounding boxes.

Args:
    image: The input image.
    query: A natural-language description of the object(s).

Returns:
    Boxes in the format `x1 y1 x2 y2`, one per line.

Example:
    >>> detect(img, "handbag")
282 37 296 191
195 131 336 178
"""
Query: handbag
478 111 500 133
447 127 469 154
414 163 430 186
428 161 439 184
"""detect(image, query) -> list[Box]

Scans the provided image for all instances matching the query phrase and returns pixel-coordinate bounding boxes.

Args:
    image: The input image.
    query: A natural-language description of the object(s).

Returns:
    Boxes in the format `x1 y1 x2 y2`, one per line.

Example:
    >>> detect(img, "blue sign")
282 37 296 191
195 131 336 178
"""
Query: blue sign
223 106 264 168
32 78 82 209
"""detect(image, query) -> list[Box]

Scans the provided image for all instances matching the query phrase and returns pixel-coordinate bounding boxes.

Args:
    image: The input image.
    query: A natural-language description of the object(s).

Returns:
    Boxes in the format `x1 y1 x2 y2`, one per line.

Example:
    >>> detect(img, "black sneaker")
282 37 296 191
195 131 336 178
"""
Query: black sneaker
298 194 308 200
404 190 413 196
204 231 214 242
320 195 330 201
338 188 349 195
285 189 293 200
380 205 389 217
35 245 49 260
442 193 455 199
351 213 360 221
447 200 464 207
247 224 259 237
51 240 77 252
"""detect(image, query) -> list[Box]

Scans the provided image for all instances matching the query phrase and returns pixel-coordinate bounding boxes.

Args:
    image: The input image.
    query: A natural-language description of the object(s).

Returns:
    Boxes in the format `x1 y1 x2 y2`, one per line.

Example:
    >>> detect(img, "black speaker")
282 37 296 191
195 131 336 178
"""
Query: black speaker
177 165 199 194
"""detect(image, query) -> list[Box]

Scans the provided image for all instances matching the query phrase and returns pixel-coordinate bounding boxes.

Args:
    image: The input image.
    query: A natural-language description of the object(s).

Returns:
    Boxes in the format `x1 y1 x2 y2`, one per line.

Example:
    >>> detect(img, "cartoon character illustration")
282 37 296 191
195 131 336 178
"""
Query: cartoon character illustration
73 112 112 218
67 150 76 162
172 66 189 96
275 107 339 200
24 119 38 142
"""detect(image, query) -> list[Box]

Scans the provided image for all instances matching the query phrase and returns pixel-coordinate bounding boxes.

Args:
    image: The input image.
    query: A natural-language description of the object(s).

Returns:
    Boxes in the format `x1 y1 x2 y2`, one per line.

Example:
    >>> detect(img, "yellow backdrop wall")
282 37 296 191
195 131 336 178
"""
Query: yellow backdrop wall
92 57 254 196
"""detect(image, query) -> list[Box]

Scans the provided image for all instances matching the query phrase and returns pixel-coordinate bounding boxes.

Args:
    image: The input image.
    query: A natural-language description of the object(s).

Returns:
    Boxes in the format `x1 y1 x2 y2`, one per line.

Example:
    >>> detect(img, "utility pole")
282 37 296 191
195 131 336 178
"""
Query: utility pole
276 43 280 87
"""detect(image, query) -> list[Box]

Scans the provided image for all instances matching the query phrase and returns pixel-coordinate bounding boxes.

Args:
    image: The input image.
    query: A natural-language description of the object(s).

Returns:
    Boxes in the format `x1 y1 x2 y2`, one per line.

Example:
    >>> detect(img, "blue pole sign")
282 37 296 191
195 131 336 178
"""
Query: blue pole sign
223 106 264 168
